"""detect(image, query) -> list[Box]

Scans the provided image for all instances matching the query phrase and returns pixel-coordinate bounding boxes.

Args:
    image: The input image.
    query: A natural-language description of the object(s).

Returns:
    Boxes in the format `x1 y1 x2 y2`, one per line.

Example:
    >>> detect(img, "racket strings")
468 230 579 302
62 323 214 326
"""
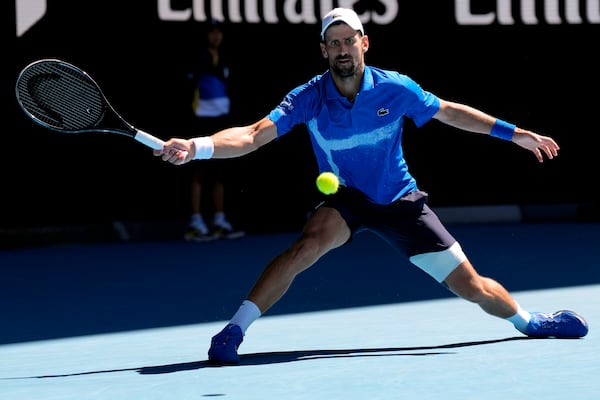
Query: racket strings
17 62 105 131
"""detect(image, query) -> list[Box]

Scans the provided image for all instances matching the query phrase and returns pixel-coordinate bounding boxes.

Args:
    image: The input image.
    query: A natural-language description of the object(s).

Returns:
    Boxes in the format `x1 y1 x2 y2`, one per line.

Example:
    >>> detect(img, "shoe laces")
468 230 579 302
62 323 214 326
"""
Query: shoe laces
537 314 558 328
214 325 242 345
534 311 570 330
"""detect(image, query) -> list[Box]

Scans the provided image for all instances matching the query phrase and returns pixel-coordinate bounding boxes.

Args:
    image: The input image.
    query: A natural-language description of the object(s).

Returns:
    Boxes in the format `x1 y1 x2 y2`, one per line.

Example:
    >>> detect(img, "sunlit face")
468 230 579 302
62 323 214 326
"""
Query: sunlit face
320 23 368 79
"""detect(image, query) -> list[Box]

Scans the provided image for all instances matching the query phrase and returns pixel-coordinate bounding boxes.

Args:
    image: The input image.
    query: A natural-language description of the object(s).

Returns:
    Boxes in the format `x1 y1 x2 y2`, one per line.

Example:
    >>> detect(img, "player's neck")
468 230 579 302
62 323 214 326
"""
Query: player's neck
332 70 363 102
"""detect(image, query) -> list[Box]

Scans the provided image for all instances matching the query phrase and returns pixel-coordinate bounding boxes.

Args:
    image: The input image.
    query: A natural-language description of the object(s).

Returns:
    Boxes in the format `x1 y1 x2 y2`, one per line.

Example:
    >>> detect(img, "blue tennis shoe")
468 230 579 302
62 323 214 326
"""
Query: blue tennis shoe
208 324 244 365
525 310 589 338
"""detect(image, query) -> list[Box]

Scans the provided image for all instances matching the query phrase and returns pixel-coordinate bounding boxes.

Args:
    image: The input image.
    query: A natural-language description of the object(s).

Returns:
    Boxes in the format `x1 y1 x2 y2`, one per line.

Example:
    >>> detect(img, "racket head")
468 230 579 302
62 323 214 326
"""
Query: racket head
15 59 135 136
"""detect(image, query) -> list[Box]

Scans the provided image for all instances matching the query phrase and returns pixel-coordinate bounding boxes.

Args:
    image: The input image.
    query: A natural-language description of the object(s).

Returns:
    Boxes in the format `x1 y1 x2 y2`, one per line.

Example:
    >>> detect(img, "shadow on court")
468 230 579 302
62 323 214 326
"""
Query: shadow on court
1 221 599 345
139 336 539 374
3 336 542 379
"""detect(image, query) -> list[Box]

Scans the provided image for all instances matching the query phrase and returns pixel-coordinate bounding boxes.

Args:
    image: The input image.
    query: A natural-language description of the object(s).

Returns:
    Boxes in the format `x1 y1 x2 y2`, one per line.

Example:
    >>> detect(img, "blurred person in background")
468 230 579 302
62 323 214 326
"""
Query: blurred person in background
182 19 244 242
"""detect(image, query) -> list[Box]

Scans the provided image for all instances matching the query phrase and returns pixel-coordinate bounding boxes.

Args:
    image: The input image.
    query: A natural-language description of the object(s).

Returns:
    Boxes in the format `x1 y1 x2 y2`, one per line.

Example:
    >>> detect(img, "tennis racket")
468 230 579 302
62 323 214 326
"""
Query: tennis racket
15 58 184 155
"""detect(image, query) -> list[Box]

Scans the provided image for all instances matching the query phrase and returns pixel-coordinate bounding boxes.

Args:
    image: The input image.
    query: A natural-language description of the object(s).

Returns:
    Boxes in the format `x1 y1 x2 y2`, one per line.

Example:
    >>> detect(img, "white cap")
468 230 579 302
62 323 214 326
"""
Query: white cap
320 8 364 40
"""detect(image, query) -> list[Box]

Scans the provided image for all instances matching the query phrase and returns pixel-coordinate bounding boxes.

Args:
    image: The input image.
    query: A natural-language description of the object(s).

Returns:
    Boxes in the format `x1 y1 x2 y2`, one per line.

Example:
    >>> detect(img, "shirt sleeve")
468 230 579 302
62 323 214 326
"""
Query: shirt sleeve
400 75 440 128
267 79 318 137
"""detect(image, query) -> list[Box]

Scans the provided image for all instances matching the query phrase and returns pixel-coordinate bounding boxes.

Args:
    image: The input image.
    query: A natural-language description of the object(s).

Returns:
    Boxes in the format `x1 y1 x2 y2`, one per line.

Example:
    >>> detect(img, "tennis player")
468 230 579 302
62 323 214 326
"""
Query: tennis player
156 7 589 365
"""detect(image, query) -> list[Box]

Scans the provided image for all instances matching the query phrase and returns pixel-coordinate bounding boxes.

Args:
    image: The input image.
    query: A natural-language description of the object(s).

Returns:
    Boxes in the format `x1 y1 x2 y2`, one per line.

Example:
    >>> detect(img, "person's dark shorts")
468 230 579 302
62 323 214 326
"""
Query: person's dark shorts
317 187 466 282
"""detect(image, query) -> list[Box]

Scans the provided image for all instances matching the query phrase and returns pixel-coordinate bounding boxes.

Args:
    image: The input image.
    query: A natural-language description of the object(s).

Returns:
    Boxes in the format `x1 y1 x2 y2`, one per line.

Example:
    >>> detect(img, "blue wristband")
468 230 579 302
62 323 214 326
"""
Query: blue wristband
490 119 515 141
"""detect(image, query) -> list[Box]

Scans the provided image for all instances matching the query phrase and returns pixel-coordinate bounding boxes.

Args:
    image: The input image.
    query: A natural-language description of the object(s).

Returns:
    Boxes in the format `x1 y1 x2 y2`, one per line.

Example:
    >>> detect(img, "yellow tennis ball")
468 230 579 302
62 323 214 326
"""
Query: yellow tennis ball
316 172 339 195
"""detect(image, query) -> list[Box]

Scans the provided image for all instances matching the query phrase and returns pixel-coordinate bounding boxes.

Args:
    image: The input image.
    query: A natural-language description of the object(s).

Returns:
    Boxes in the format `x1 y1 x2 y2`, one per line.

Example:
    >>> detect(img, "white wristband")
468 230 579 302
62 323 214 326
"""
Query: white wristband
192 136 214 160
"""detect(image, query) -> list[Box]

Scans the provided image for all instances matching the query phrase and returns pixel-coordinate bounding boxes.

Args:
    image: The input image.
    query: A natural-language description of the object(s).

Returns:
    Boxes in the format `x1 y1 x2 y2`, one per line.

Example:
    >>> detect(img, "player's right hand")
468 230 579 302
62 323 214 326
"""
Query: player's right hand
153 138 193 165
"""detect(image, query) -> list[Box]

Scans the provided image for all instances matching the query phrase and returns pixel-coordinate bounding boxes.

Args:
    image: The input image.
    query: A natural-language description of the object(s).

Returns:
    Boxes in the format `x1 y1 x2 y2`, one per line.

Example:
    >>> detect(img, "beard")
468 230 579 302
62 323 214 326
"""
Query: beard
330 56 357 79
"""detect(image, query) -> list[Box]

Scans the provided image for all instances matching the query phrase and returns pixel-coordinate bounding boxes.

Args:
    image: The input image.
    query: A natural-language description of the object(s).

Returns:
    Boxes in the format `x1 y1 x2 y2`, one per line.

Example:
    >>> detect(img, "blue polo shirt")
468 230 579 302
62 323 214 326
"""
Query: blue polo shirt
267 65 440 205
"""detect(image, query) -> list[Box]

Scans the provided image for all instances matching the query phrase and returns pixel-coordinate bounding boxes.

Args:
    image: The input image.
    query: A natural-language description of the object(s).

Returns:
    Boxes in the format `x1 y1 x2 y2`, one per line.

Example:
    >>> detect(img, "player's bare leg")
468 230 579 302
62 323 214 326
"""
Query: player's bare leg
207 207 350 364
247 207 351 313
444 261 588 338
443 260 518 318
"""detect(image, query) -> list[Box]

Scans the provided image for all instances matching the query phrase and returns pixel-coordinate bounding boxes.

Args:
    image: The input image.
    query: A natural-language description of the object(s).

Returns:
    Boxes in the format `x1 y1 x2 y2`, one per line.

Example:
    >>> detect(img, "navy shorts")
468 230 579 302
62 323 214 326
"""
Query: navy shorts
317 187 466 282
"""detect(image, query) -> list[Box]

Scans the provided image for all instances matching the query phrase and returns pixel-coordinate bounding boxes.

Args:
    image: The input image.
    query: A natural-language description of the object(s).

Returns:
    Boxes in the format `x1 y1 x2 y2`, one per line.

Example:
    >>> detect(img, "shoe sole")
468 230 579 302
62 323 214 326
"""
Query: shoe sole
184 235 218 243
221 232 245 240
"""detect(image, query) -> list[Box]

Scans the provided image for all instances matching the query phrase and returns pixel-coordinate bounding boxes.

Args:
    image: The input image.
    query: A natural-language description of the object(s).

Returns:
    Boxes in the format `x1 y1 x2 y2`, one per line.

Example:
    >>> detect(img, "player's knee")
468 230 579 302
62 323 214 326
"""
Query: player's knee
297 230 338 256
303 209 350 250
283 235 332 272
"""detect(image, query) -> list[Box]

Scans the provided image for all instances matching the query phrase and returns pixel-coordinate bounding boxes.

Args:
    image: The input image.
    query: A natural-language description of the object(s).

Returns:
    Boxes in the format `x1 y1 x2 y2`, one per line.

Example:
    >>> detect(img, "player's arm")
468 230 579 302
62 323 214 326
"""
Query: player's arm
432 99 559 162
155 117 278 165
211 117 278 158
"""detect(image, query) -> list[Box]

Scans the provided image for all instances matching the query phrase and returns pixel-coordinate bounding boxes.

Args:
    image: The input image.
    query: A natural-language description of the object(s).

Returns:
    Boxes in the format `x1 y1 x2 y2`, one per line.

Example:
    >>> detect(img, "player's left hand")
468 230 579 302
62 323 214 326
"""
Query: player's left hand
512 129 560 162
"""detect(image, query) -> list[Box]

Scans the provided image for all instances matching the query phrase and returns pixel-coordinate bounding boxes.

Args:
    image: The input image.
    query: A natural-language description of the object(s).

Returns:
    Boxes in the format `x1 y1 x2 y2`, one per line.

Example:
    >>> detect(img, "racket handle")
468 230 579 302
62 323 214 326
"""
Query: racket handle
134 130 189 158
134 130 165 149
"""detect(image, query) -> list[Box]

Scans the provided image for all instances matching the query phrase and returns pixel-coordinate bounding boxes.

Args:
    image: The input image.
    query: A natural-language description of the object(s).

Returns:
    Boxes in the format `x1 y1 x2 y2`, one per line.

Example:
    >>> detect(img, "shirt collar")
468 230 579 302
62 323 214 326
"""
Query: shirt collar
324 65 374 101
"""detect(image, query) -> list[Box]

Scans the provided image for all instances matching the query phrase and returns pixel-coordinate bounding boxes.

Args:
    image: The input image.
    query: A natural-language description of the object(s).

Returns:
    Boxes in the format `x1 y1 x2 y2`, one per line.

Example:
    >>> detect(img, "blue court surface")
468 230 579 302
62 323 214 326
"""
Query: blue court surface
1 221 599 399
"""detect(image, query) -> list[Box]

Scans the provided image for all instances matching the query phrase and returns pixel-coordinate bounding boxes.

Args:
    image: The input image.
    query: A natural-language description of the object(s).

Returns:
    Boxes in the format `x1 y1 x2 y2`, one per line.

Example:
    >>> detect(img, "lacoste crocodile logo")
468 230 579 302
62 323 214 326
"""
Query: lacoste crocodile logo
377 108 389 117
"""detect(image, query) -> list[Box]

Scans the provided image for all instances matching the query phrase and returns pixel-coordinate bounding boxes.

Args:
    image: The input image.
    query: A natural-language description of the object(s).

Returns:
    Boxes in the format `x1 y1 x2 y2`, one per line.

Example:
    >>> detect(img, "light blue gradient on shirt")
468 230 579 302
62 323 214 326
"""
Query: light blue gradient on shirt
268 66 439 204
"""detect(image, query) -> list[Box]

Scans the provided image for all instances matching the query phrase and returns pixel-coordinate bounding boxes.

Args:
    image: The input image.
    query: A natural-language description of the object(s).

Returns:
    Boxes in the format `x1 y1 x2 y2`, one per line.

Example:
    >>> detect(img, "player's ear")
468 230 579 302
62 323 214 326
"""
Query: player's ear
320 43 328 58
362 35 369 52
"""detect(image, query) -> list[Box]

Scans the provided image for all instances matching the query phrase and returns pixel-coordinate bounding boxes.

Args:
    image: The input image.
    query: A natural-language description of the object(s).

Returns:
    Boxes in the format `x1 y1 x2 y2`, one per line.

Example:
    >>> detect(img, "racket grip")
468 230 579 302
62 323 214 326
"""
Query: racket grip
134 130 188 158
134 130 165 149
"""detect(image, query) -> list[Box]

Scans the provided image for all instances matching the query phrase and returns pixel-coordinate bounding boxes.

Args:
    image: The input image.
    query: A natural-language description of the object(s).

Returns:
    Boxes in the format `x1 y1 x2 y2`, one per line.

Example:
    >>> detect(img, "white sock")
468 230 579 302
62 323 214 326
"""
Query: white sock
229 300 261 333
506 303 532 333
